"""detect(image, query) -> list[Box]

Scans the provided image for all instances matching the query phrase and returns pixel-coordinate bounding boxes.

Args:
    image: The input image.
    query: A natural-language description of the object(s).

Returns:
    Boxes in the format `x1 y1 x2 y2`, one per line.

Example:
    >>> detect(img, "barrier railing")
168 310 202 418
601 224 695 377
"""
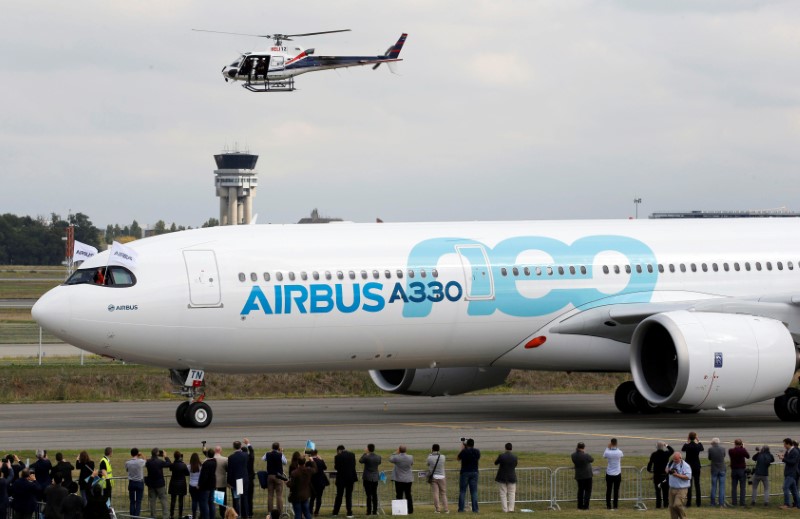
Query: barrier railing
18 461 793 518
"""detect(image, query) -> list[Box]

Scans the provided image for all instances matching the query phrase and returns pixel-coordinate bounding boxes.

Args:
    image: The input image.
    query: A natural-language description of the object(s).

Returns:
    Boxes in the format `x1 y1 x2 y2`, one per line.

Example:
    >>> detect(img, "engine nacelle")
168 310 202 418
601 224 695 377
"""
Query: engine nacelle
631 310 797 410
369 367 510 396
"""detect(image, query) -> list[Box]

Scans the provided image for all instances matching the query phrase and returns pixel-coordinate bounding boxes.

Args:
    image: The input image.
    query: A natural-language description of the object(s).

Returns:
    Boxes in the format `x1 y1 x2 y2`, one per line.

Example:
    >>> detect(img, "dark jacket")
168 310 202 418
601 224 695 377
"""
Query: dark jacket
288 464 316 503
359 453 382 483
728 446 750 469
310 457 329 489
264 450 284 476
227 450 249 488
51 461 75 486
145 456 172 489
245 445 255 481
571 450 594 480
0 467 13 515
753 450 774 477
647 446 675 481
44 483 69 519
11 477 41 514
681 441 704 470
334 450 358 485
458 447 481 473
784 447 800 477
76 461 95 491
85 486 110 519
199 458 217 492
494 451 518 483
31 458 53 490
60 493 84 519
168 460 190 496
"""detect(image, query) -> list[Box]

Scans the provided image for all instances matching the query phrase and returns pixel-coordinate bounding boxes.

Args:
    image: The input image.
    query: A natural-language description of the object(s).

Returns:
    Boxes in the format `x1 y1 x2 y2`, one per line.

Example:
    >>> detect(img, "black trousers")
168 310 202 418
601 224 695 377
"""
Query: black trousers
363 480 379 514
394 481 413 514
311 482 326 515
605 474 621 509
332 482 353 515
686 467 701 506
653 476 669 508
576 478 592 509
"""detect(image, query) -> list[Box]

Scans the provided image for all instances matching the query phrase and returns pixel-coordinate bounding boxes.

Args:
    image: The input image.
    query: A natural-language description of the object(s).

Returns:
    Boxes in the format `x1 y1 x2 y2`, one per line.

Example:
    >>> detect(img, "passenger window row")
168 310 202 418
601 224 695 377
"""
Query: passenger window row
498 260 795 277
238 268 440 283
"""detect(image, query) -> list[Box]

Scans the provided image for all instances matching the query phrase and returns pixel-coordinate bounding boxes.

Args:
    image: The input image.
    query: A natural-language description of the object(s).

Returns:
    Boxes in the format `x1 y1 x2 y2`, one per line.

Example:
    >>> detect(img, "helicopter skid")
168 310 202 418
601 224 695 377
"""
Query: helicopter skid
243 77 295 92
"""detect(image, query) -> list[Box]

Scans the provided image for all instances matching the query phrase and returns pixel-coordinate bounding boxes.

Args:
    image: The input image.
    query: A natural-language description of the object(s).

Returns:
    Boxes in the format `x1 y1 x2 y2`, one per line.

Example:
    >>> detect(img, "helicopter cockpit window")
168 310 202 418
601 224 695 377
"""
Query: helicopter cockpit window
65 266 137 287
230 60 241 67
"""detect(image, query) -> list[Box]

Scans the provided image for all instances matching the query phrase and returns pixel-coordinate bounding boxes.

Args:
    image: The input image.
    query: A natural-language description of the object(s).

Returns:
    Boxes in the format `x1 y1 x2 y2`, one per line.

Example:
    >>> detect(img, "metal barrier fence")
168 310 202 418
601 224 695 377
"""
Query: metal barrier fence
11 462 795 518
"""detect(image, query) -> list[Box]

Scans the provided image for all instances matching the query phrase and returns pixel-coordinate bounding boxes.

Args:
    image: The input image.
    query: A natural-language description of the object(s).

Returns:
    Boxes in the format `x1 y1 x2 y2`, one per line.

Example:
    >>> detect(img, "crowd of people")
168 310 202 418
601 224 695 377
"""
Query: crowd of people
0 439 519 519
571 433 800 519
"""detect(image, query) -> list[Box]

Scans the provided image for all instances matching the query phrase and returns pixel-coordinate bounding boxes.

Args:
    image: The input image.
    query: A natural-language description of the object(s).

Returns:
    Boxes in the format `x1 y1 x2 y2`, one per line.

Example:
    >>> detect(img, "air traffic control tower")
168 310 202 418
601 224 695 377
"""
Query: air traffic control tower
214 151 258 225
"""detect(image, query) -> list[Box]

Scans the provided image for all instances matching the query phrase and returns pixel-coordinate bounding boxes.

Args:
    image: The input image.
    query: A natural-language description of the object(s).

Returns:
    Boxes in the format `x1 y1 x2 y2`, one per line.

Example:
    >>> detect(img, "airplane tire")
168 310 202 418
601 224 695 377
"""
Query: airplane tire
176 402 191 428
632 391 661 414
774 388 800 422
614 381 639 414
187 402 213 428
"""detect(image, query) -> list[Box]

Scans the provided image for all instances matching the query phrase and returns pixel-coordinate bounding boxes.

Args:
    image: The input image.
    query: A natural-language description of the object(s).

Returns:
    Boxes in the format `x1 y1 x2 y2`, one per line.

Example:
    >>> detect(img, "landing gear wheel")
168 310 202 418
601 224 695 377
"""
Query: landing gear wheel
774 388 800 422
186 401 213 428
176 401 191 428
614 381 639 414
633 391 661 414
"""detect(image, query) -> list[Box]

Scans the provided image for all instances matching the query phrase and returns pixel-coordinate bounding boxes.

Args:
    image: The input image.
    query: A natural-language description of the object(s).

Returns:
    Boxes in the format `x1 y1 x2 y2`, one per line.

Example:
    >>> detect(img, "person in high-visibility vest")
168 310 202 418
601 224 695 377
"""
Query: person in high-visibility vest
99 447 114 499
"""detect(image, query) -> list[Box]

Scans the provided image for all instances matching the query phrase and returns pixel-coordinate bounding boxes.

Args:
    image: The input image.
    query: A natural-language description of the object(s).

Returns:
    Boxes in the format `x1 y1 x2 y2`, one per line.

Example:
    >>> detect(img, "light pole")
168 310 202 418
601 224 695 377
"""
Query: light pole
633 198 642 219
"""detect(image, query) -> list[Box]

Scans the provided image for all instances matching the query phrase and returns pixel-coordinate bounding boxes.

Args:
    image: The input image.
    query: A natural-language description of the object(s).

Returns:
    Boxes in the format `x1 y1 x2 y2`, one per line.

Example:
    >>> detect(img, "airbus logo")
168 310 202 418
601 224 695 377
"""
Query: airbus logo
108 304 139 312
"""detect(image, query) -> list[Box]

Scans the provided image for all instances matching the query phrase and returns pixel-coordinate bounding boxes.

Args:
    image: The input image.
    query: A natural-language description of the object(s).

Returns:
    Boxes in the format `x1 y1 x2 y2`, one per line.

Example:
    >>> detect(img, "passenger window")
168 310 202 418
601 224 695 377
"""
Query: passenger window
347 271 355 280
276 272 284 281
500 267 507 277
372 270 380 279
712 263 718 272
680 264 686 273
647 264 654 273
756 262 762 271
312 271 320 280
513 267 520 276
288 272 296 281
558 266 565 275
603 265 609 274
263 272 271 282
408 270 415 279
766 262 772 271
420 269 427 278
238 273 246 282
523 267 531 276
535 267 542 276
547 267 554 276
734 262 740 272
657 264 663 273
701 263 707 272
635 265 642 274
777 262 783 271
325 271 332 280
723 263 729 272
397 270 404 279
745 262 751 271
361 270 368 280
614 265 620 274
625 265 631 274
432 268 439 278
336 271 344 280
669 264 675 273
568 266 576 275
691 264 697 272
385 270 391 279
580 265 587 275
301 271 308 281
789 262 794 271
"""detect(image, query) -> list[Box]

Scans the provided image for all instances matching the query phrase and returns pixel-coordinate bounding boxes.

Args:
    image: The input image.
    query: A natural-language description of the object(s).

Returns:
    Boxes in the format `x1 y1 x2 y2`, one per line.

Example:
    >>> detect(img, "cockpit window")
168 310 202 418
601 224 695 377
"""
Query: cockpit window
65 266 136 287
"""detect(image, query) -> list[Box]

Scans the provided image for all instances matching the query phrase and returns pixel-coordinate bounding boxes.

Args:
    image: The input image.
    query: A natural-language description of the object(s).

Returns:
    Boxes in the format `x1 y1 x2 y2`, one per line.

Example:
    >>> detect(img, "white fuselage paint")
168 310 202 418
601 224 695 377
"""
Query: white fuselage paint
33 219 800 374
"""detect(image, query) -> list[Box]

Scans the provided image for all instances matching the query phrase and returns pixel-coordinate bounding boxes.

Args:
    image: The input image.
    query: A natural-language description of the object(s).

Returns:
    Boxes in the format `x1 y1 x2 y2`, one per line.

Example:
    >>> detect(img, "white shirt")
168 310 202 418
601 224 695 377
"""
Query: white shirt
603 447 623 476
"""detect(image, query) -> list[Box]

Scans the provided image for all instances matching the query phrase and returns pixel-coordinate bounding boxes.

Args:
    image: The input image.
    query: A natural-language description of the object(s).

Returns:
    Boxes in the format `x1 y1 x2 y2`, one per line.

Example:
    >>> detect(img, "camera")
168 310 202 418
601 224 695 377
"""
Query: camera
158 450 164 457
460 437 473 444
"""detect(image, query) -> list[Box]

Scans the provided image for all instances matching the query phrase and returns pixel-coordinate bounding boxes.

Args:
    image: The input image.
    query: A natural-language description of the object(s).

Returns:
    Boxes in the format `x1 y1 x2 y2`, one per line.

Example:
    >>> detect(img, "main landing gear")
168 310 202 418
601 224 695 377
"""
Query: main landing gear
170 369 213 428
774 388 800 422
614 381 699 415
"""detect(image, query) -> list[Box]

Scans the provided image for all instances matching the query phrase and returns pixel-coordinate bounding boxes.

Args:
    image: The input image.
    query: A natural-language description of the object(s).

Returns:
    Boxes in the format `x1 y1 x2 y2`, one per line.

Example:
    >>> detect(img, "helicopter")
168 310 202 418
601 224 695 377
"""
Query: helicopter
192 29 407 92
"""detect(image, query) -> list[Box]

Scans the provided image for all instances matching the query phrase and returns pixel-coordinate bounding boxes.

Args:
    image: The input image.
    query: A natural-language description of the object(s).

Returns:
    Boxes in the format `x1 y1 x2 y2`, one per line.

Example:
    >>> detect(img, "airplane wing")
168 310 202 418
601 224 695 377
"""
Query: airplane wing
549 294 800 343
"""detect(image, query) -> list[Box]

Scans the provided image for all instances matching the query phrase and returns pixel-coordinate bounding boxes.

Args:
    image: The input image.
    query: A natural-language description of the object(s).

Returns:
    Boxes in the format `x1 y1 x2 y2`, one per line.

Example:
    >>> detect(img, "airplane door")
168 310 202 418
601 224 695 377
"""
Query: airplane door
455 245 495 300
183 250 222 308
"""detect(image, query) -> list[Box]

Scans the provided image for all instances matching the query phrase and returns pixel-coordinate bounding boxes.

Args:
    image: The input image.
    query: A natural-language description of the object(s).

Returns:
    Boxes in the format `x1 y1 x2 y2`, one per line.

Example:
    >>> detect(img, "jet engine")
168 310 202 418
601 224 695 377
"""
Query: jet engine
631 310 797 410
369 367 510 396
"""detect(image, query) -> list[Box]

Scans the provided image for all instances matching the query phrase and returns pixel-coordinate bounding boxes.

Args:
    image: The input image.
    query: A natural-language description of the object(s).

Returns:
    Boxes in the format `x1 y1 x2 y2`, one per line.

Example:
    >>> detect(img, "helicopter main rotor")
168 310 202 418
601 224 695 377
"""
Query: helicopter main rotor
192 28 351 46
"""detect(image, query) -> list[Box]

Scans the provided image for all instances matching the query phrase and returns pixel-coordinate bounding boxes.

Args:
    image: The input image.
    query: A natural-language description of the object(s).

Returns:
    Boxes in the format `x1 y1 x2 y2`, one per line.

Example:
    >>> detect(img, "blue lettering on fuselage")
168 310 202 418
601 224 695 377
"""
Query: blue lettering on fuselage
240 234 658 317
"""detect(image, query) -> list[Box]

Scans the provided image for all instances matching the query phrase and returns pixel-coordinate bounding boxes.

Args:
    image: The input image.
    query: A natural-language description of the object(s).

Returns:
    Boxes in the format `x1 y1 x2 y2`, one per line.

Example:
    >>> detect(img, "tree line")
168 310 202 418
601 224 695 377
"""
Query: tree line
0 213 219 266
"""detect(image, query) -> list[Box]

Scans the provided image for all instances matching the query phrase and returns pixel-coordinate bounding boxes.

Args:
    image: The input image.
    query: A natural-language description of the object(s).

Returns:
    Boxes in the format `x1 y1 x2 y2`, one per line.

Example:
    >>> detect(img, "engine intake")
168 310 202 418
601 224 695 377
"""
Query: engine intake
631 310 797 409
369 367 510 396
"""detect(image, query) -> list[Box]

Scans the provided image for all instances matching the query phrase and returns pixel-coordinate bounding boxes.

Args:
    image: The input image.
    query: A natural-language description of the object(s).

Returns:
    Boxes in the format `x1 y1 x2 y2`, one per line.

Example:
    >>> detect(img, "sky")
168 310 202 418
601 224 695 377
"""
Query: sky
2 0 800 228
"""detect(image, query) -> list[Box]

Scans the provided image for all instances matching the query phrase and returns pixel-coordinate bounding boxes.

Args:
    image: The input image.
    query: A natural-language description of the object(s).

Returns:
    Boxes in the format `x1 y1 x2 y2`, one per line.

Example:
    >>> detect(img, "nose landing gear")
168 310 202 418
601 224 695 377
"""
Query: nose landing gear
171 369 214 428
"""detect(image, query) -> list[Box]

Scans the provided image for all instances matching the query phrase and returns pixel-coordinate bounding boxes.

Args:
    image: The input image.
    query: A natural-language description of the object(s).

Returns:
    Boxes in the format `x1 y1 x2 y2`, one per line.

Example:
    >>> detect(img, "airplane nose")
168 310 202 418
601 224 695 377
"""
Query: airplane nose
32 287 71 338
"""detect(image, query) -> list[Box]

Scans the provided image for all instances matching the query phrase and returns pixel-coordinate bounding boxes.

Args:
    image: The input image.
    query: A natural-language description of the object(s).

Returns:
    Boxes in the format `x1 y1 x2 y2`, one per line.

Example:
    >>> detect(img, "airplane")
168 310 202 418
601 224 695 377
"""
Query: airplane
32 218 800 428
192 29 407 92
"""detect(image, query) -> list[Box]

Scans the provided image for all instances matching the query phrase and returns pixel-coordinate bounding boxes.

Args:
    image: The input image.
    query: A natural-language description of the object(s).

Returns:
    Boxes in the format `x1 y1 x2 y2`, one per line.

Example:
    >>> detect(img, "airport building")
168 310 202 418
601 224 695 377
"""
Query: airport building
214 150 258 225
650 208 800 219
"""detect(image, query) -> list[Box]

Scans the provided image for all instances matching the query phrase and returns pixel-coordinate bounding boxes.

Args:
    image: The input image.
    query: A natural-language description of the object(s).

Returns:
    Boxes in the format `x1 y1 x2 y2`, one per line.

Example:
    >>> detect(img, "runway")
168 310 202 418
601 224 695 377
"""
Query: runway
0 394 793 454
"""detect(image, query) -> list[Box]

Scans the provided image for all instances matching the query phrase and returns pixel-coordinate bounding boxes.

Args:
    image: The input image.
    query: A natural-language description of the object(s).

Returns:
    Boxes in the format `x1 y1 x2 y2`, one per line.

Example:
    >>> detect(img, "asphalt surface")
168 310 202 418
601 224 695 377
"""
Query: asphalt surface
0 298 36 308
0 394 793 455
